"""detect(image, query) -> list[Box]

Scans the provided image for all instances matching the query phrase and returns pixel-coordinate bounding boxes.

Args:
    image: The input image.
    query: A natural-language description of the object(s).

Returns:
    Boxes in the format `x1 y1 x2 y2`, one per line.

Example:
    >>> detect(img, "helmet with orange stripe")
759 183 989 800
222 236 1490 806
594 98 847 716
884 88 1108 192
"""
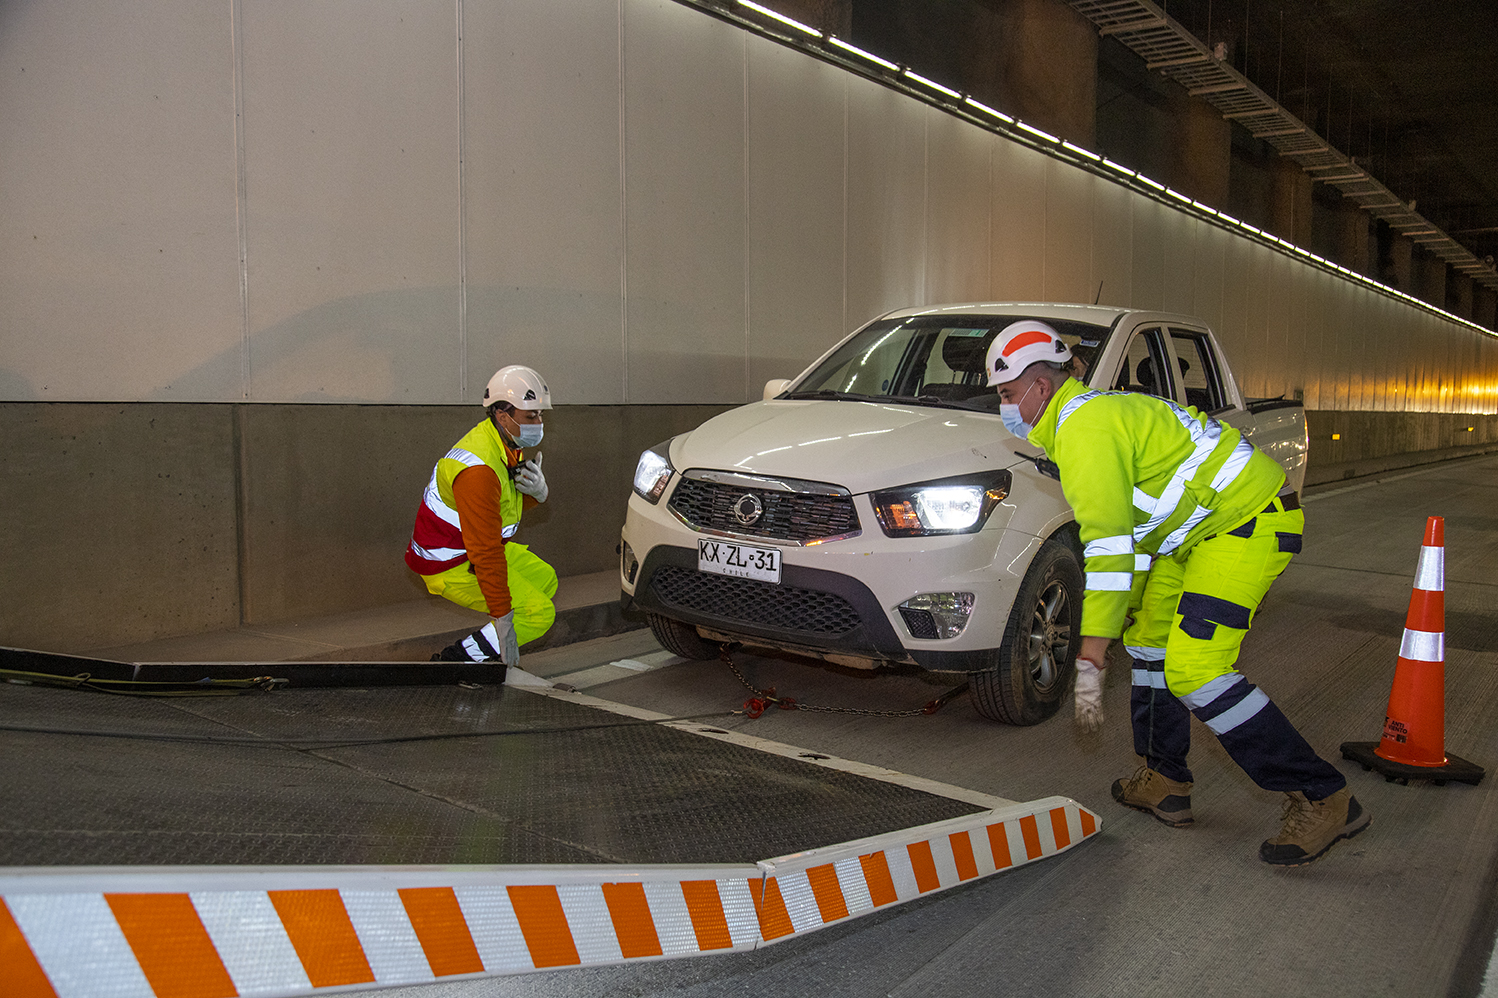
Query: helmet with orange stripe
984 320 1073 387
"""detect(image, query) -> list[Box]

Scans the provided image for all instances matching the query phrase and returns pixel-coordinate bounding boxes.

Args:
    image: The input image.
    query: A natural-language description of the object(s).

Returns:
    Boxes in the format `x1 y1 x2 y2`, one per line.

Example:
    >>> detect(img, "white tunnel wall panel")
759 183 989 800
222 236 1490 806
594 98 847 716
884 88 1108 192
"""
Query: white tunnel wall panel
1158 210 1197 317
622 0 746 404
1043 160 1095 306
241 0 460 403
746 36 848 389
1190 223 1227 334
0 0 1494 409
990 138 1048 302
924 109 993 307
0 0 243 402
845 74 929 329
1089 179 1133 308
1128 195 1166 313
463 0 625 405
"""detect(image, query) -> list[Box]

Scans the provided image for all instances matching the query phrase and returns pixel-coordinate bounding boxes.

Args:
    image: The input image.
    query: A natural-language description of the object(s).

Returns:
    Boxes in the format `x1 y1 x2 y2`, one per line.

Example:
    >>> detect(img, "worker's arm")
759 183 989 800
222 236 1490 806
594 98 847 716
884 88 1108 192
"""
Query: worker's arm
451 465 512 618
1054 402 1141 643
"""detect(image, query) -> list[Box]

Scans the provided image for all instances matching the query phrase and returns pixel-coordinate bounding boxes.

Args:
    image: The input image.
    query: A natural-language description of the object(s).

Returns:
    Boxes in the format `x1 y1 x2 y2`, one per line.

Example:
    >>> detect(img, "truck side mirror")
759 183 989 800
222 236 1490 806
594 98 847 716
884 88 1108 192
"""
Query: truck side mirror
763 378 792 400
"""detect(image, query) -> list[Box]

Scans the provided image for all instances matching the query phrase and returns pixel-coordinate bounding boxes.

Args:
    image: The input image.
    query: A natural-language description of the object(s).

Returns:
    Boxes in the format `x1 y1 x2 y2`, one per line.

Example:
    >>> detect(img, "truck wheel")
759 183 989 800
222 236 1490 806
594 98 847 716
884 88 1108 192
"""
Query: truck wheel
970 538 1082 725
646 613 719 661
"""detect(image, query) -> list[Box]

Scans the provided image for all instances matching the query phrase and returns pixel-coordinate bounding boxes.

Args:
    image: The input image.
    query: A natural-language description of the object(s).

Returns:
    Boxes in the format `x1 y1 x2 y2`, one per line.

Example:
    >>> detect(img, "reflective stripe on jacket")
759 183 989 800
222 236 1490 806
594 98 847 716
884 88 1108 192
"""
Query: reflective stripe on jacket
404 418 523 575
1027 377 1284 639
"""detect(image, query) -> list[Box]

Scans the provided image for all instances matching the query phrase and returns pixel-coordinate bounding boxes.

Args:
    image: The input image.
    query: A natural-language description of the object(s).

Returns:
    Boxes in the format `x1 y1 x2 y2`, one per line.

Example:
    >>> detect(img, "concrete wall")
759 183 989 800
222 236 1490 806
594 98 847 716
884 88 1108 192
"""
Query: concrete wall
0 402 729 651
1305 411 1498 485
3 0 1497 651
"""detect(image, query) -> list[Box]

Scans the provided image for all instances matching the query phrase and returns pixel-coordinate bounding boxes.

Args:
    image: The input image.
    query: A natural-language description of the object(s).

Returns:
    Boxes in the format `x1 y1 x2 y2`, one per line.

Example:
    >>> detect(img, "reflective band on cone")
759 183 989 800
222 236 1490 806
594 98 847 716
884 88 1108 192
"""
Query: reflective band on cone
1376 516 1448 768
0 797 1100 997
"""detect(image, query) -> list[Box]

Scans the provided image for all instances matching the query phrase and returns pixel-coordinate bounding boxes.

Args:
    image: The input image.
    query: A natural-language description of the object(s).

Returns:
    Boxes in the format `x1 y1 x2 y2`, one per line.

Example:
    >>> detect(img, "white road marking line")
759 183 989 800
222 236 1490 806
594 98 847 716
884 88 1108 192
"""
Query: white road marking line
518 685 1014 810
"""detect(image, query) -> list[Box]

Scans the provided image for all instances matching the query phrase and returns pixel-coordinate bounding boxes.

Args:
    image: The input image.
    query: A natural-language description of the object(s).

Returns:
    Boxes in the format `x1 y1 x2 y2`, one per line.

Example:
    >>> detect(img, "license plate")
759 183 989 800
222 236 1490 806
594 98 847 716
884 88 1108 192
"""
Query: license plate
697 538 782 584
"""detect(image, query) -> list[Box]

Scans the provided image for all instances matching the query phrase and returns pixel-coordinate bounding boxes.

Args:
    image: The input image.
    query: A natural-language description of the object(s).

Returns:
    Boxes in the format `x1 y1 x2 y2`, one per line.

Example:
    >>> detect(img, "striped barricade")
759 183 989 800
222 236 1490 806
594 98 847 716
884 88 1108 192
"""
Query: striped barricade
1 796 1099 997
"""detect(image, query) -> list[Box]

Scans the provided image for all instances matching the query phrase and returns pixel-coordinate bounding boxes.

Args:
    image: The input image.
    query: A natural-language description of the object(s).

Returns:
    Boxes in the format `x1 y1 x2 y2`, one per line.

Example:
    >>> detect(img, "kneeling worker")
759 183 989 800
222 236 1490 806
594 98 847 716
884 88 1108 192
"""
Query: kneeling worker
405 365 558 670
986 321 1369 866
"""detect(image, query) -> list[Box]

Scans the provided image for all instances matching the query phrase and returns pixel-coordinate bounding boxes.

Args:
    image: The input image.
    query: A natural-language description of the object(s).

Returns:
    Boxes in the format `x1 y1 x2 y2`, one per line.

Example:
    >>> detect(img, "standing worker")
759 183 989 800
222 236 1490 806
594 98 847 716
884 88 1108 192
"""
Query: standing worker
986 321 1369 866
405 365 558 671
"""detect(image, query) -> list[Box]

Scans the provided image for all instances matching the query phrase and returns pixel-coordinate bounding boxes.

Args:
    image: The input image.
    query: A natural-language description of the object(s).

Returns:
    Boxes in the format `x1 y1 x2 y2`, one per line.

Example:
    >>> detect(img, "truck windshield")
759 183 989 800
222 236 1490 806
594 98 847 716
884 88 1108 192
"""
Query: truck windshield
785 315 1114 412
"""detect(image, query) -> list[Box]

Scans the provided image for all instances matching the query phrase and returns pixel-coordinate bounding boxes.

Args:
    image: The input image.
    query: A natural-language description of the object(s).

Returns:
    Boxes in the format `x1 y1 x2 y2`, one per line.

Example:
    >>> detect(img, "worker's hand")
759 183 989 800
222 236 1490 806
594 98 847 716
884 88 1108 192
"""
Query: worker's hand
1074 658 1105 731
486 611 520 666
514 453 548 503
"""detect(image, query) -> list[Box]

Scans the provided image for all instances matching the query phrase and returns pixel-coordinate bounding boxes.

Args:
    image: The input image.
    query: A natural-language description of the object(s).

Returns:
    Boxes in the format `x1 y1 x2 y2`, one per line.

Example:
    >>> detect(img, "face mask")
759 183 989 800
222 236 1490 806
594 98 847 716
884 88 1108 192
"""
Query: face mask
1000 380 1041 438
515 423 544 448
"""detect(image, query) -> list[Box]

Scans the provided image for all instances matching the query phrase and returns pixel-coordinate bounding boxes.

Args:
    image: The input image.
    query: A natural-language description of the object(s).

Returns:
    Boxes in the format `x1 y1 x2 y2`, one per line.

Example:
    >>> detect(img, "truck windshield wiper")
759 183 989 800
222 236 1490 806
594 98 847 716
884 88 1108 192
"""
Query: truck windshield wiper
782 389 957 409
782 389 879 401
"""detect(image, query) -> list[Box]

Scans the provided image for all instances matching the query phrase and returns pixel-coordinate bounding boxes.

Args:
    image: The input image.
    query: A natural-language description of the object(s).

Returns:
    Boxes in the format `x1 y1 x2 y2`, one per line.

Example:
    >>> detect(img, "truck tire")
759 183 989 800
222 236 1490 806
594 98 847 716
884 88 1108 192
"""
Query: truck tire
970 538 1083 725
646 613 719 661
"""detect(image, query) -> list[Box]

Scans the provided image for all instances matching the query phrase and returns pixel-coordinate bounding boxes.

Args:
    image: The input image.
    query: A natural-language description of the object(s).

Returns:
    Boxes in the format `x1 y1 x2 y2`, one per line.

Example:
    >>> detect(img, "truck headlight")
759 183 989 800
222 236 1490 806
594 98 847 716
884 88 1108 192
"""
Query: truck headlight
632 443 674 504
870 470 1011 537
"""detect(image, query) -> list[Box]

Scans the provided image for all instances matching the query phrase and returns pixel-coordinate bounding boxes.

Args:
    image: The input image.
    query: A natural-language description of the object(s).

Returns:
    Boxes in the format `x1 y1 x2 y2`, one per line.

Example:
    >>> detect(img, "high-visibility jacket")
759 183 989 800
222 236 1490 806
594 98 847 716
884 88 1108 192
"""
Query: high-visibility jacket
405 418 524 576
1027 377 1285 640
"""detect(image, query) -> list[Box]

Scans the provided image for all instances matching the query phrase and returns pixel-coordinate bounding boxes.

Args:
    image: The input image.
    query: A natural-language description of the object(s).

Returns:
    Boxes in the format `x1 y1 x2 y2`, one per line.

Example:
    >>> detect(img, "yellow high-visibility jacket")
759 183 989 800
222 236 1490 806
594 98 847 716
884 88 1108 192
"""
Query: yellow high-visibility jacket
1027 377 1285 639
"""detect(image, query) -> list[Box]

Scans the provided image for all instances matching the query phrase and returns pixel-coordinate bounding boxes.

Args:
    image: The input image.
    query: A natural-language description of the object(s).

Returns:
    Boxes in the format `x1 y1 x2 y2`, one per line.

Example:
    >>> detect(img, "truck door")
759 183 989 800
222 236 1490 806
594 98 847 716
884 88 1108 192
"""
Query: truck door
1108 326 1177 400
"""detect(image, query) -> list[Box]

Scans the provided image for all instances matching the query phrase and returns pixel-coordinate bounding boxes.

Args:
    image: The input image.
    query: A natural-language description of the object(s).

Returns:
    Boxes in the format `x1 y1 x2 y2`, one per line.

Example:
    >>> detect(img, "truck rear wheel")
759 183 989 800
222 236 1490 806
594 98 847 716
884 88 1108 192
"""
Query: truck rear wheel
970 538 1083 725
646 612 719 661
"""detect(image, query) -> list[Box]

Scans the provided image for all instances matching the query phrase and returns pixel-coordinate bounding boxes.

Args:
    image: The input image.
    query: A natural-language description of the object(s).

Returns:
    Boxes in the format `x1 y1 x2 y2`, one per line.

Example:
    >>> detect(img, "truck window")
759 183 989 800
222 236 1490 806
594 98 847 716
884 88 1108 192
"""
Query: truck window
1169 330 1228 413
1111 328 1175 400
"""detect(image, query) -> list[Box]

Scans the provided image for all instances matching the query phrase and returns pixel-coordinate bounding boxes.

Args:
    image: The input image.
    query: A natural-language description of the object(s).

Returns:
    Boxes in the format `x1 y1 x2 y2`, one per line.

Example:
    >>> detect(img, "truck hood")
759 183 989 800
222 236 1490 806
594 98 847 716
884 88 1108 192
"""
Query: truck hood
669 399 1025 495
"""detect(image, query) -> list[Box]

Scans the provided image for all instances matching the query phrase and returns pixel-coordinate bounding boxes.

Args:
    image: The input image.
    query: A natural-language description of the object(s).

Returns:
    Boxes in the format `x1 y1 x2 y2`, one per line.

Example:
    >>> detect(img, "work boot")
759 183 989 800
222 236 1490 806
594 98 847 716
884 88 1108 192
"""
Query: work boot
1111 766 1193 827
1259 788 1370 866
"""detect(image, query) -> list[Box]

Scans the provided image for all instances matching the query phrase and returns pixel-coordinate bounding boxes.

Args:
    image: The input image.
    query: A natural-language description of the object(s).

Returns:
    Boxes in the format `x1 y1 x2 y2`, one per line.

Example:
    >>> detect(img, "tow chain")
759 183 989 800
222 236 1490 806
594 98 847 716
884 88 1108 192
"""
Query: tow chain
720 646 969 719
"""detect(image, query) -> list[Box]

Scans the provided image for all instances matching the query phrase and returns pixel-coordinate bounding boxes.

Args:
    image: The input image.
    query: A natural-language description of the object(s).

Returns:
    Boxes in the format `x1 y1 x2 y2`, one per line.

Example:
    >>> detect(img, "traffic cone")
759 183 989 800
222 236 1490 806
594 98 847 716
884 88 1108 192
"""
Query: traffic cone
1342 516 1484 786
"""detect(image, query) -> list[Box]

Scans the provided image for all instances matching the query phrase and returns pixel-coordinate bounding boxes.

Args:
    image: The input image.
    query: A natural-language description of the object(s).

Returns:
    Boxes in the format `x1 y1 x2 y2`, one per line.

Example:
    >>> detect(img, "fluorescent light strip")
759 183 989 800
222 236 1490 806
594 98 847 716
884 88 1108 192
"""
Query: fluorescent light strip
1061 140 1100 161
903 69 961 100
1101 158 1135 176
963 96 1014 123
1136 174 1165 191
827 36 899 71
737 0 821 37
1164 188 1192 204
1015 119 1059 143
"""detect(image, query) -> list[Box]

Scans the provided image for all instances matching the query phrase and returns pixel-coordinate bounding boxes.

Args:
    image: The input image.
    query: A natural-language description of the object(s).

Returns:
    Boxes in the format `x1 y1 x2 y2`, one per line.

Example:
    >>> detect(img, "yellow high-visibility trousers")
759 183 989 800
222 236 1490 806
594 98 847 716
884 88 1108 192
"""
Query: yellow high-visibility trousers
420 543 558 646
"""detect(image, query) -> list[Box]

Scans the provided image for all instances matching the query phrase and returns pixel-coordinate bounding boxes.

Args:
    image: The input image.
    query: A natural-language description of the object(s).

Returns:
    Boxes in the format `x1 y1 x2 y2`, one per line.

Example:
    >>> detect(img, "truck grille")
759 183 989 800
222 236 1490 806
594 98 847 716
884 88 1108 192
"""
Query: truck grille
668 479 859 544
649 566 863 636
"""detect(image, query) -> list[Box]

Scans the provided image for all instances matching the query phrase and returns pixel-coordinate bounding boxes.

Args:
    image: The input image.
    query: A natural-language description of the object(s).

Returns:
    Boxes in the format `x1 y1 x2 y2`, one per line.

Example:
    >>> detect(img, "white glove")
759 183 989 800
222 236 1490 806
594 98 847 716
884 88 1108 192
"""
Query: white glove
514 453 548 503
1074 658 1104 731
475 611 519 666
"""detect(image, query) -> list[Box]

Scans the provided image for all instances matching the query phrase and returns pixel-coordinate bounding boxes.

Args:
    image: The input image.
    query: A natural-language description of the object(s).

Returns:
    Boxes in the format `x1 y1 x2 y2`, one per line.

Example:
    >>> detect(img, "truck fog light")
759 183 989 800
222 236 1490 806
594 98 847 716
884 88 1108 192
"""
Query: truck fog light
621 541 639 585
897 592 975 639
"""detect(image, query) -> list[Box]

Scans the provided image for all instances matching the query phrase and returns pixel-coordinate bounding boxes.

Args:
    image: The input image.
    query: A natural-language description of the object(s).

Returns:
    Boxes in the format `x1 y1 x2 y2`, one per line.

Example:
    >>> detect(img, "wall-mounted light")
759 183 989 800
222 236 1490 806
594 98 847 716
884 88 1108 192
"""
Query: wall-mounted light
738 0 821 37
1331 433 1341 440
903 69 961 100
826 35 898 71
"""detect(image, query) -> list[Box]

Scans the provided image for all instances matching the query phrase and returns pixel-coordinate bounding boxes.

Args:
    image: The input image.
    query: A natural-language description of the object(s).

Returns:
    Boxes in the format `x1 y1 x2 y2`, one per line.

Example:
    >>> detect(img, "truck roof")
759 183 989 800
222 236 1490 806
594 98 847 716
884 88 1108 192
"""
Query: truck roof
876 302 1138 326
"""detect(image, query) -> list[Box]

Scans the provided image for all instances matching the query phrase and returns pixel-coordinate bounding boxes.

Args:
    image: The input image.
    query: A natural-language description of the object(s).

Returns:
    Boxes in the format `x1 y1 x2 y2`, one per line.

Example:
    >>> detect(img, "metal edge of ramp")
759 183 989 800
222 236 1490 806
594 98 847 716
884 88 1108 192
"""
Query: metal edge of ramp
0 797 1101 997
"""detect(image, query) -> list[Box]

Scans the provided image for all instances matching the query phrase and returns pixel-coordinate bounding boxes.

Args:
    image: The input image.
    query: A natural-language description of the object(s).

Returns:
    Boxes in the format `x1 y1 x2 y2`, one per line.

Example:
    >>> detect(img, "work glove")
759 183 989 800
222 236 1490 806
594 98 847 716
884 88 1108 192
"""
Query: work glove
1074 658 1104 731
479 611 520 667
514 453 548 503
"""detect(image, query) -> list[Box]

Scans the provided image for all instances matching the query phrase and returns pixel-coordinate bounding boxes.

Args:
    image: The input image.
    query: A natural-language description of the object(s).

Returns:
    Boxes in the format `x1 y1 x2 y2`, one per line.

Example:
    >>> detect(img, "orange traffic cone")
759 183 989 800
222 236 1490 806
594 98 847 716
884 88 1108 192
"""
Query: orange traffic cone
1343 516 1484 786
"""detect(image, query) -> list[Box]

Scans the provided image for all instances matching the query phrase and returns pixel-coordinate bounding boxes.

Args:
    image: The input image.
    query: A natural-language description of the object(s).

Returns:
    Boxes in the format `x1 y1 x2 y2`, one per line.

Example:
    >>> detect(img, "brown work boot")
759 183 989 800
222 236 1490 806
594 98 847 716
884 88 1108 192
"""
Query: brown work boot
1111 766 1193 827
1260 788 1371 866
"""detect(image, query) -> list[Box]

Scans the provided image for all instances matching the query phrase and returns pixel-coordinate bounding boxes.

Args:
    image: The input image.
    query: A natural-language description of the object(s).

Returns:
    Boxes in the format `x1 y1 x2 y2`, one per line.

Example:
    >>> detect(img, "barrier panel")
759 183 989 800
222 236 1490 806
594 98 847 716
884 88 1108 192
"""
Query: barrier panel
1 797 1098 997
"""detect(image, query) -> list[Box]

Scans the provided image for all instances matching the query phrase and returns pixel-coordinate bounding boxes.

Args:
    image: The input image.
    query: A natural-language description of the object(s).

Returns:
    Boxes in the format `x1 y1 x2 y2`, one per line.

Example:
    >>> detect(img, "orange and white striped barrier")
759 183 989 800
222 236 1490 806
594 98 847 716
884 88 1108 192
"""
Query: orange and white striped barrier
0 796 1098 997
1342 515 1484 786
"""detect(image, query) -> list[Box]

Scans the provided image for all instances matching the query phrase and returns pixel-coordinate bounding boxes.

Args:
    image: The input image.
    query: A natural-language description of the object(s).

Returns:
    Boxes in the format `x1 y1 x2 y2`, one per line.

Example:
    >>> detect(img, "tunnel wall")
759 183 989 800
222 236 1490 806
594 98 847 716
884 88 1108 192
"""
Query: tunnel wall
2 0 1495 650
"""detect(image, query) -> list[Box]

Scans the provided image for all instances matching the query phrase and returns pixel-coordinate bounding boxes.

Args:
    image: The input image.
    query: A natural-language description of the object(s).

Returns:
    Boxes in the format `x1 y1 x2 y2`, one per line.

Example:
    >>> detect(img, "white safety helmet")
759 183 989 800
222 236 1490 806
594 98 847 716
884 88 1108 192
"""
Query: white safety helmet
483 365 552 411
985 320 1073 387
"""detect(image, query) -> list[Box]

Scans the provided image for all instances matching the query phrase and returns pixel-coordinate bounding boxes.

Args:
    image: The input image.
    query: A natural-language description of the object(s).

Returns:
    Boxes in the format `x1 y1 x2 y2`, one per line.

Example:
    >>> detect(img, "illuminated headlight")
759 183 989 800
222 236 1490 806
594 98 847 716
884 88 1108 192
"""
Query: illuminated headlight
898 592 976 639
632 443 674 504
871 471 1011 536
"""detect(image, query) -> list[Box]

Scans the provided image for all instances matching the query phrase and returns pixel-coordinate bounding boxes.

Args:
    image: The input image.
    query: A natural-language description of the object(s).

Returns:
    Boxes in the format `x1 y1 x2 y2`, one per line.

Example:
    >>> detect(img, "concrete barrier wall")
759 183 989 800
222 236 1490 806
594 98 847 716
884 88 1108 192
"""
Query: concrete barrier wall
0 402 730 651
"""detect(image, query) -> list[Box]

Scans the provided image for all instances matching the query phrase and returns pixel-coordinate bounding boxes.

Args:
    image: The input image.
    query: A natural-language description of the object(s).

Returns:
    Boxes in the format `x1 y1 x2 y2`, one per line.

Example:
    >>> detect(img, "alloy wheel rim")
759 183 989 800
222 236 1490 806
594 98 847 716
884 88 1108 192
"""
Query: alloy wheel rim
1027 580 1071 693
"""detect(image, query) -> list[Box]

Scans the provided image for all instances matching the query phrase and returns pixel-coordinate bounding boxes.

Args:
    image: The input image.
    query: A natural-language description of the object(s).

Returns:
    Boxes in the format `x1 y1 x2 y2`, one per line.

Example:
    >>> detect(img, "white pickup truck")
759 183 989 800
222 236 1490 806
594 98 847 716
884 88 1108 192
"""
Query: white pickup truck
619 304 1308 724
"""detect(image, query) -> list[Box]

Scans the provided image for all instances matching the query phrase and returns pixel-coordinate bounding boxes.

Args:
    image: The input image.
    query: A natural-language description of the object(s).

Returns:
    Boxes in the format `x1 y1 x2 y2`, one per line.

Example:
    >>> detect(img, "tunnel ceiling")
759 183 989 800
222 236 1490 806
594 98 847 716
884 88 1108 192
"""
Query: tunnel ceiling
1163 0 1498 265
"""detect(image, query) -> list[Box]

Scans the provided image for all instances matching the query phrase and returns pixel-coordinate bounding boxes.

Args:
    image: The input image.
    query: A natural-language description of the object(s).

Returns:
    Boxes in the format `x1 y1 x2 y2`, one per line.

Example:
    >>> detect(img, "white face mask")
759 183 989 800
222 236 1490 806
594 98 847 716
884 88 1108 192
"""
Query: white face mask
514 423 544 448
1000 379 1041 438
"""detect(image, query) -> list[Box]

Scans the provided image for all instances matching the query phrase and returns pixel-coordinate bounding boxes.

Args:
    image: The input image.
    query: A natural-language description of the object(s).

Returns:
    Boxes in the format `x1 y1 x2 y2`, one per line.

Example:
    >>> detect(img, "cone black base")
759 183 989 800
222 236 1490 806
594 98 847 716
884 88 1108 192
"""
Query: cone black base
1341 742 1485 786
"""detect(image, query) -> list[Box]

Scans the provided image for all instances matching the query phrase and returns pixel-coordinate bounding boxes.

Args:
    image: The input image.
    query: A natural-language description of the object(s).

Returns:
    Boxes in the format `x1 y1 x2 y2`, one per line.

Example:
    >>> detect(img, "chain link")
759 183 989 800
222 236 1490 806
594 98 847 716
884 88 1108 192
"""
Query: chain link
719 646 967 718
